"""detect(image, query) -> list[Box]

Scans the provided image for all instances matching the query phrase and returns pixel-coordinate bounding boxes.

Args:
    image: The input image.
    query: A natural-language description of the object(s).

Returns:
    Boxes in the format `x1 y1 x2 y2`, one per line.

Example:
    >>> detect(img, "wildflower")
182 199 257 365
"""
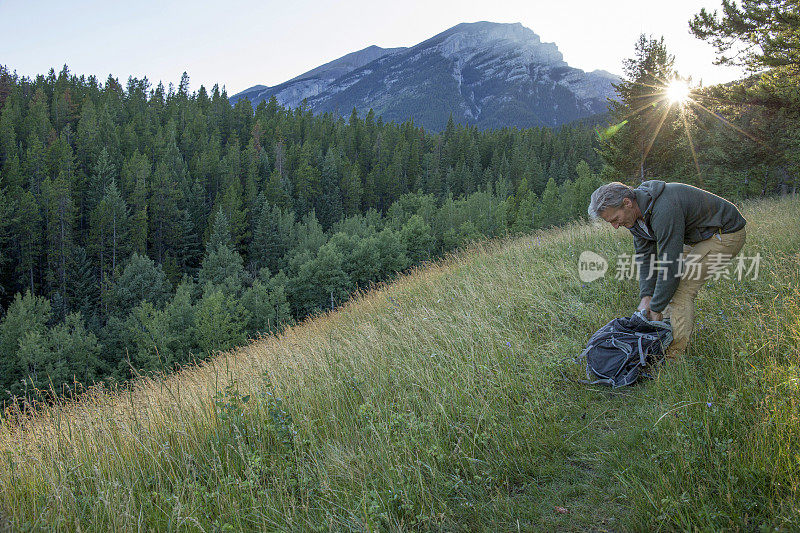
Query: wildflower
506 341 512 347
707 402 713 408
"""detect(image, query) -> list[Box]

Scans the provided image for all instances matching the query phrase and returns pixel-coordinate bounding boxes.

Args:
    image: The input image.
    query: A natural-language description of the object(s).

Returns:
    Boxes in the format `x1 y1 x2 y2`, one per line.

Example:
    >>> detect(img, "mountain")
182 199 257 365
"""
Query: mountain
231 22 620 131
232 45 405 111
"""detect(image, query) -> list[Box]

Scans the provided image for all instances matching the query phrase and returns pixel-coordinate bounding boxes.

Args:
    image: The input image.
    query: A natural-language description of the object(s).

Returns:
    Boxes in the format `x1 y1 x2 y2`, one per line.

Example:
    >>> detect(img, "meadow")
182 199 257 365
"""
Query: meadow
1 195 798 531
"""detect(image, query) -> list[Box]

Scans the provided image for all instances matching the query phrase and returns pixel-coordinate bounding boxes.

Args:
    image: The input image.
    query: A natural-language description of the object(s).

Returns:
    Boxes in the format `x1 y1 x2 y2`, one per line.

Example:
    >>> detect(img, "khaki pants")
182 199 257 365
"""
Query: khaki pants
662 227 747 359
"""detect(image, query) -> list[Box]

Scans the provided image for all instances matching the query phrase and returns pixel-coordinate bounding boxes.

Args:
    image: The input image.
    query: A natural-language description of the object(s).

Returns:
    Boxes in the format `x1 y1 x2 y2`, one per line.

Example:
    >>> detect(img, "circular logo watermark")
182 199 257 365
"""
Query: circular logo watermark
578 251 608 283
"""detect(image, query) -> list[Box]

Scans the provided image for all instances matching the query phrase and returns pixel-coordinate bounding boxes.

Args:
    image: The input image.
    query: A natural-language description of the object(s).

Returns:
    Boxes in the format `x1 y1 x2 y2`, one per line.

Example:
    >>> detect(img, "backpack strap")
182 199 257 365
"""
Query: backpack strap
610 336 633 357
638 335 646 366
576 376 618 386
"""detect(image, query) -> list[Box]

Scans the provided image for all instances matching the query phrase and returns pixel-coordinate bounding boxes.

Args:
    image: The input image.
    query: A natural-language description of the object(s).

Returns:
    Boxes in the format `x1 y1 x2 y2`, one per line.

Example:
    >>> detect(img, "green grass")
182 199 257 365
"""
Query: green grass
1 196 799 531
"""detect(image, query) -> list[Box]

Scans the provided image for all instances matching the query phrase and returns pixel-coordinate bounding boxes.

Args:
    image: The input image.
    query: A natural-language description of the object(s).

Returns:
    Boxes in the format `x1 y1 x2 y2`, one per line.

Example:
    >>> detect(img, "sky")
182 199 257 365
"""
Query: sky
0 0 747 96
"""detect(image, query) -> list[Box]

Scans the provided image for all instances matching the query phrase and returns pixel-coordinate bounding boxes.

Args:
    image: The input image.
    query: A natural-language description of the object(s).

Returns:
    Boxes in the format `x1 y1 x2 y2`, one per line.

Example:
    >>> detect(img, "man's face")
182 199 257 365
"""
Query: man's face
600 199 638 229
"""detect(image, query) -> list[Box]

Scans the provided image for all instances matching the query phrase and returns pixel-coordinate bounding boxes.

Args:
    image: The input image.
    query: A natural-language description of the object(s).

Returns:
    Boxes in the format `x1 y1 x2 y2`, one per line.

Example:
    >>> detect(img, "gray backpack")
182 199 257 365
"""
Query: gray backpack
576 310 673 387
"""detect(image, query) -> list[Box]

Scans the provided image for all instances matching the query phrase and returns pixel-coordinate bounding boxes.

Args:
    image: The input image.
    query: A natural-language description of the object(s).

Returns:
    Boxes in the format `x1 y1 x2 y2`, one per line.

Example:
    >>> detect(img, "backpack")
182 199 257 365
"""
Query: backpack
576 310 673 387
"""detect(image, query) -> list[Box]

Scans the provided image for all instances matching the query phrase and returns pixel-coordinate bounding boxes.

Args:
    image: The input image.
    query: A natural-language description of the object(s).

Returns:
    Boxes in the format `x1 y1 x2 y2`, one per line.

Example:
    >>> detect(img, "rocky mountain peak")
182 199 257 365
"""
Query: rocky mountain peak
231 22 619 131
409 22 564 67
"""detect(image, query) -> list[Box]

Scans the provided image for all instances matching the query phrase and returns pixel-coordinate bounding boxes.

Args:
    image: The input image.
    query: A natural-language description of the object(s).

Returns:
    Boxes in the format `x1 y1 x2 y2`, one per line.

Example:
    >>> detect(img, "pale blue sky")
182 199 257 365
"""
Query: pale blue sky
0 0 745 95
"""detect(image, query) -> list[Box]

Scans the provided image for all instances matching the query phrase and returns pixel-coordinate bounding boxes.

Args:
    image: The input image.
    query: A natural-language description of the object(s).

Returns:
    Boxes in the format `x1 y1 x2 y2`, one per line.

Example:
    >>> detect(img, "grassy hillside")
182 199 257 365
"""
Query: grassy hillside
1 196 799 531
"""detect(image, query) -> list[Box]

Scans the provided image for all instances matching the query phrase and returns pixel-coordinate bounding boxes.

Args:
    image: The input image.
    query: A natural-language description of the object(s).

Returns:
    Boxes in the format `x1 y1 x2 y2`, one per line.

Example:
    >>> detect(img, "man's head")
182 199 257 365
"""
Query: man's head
588 182 642 229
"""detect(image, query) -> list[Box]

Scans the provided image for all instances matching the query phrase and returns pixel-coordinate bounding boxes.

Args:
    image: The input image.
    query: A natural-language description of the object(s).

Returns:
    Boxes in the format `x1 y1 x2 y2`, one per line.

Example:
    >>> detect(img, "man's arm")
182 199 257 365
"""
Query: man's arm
649 206 686 313
634 234 657 303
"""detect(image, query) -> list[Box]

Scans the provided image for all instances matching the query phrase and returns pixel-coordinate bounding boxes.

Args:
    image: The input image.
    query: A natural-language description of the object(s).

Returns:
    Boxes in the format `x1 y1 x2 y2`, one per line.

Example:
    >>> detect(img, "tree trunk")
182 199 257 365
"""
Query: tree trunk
59 200 66 296
99 222 105 284
778 165 791 196
112 213 117 272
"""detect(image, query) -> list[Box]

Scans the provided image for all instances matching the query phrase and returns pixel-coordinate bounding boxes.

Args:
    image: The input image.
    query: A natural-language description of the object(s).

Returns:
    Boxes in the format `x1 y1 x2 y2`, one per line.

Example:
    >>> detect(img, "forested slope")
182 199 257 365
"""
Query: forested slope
0 65 605 399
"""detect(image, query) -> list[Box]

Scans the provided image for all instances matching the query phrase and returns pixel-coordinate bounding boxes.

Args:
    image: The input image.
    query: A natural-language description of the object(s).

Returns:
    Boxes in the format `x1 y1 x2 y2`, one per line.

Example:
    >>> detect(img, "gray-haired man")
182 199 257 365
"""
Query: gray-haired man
588 180 747 359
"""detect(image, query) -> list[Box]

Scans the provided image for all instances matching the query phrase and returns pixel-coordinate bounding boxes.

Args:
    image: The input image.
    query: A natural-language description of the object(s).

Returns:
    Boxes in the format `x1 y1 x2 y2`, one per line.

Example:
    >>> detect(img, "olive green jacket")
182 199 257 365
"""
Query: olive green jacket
629 180 746 313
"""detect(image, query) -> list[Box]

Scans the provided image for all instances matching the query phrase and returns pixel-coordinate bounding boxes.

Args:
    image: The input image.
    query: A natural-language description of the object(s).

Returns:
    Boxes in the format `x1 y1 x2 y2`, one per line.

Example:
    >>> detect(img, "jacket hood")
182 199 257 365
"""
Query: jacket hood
634 180 666 219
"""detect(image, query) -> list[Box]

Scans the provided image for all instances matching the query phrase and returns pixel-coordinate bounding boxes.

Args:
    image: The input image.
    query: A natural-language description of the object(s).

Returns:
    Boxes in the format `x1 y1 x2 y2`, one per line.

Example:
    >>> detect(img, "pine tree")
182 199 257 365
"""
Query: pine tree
26 88 52 145
215 168 249 254
68 245 100 321
14 189 42 292
127 156 149 256
194 286 249 355
290 241 351 316
0 100 19 168
199 208 246 294
400 214 435 264
511 181 539 234
18 312 103 393
240 276 290 336
340 164 363 216
91 179 129 285
41 173 75 307
175 208 202 275
149 156 182 264
0 290 52 398
1 153 24 193
690 2 800 193
122 301 174 371
572 160 603 219
24 135 47 196
536 177 563 228
0 187 17 298
292 147 321 218
105 253 170 317
250 199 295 274
690 0 800 73
375 227 410 279
162 278 198 365
600 35 680 183
318 148 344 228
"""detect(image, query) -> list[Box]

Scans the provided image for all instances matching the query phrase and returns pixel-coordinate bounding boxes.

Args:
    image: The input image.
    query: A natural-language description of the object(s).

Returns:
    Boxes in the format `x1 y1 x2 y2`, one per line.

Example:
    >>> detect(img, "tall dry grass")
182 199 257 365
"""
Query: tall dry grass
1 196 798 531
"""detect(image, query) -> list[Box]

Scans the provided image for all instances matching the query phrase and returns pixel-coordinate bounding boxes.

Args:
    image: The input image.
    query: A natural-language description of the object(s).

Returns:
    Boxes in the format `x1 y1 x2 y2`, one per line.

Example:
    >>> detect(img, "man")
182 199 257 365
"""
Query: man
588 180 747 359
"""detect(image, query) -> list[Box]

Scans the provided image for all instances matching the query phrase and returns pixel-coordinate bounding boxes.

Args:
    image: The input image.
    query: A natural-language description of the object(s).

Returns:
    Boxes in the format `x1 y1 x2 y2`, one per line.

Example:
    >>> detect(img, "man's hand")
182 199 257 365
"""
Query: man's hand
638 296 662 320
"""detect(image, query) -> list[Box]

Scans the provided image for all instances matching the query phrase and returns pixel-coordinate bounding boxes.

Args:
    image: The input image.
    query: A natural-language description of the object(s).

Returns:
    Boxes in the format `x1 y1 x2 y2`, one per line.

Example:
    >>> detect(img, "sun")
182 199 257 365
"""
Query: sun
666 80 691 104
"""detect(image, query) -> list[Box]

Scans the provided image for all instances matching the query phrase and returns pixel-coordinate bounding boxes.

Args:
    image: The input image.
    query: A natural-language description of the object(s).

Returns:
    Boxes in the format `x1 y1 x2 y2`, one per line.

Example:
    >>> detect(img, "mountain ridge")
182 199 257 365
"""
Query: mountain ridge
231 22 620 131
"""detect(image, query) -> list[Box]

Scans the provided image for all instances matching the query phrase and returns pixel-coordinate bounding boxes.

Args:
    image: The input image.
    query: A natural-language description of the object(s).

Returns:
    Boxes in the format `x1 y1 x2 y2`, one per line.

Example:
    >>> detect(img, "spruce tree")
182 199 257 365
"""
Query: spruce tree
41 173 75 307
0 290 52 398
105 253 170 317
199 208 246 294
536 177 563 229
194 286 249 355
600 35 680 183
14 189 42 292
